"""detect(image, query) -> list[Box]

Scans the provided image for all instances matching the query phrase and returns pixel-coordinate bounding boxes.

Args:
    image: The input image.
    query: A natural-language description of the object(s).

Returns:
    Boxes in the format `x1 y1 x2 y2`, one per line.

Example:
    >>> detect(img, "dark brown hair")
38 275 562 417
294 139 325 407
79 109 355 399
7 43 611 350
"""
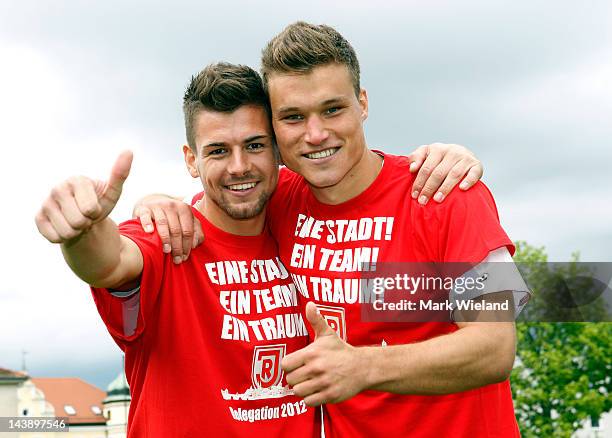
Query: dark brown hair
261 21 361 96
183 62 270 150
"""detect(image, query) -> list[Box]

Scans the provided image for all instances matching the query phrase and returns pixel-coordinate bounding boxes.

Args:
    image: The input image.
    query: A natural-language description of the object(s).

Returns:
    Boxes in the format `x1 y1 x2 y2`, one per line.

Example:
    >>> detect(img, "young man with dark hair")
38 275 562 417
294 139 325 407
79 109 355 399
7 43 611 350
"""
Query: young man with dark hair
35 62 320 437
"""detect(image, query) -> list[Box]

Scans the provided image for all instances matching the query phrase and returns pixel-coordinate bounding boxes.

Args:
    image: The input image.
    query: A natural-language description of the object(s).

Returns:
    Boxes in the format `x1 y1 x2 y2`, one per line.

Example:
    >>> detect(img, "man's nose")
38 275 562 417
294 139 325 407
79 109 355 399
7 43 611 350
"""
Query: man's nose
304 116 329 146
227 150 251 175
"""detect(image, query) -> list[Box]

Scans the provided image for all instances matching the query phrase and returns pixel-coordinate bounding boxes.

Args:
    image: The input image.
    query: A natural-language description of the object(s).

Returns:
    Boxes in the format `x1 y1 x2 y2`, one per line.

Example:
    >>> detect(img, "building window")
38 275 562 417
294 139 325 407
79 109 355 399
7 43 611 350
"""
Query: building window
22 409 28 416
64 405 76 416
91 405 102 415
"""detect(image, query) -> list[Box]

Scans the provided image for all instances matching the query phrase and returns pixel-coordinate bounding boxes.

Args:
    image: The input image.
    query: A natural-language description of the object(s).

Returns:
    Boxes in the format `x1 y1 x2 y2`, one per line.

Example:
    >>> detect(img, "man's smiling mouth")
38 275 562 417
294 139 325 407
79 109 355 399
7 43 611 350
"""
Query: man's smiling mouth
303 147 340 160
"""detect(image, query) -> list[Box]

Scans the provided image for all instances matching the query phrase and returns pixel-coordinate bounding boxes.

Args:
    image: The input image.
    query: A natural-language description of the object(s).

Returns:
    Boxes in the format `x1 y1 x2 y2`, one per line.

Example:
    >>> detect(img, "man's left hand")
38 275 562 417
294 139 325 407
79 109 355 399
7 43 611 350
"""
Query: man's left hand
408 143 483 205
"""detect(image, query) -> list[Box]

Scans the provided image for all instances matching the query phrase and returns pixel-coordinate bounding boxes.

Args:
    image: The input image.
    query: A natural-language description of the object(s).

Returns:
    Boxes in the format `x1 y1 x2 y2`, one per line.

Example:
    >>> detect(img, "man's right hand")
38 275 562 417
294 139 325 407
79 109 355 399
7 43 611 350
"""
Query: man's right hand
133 195 203 264
35 151 133 244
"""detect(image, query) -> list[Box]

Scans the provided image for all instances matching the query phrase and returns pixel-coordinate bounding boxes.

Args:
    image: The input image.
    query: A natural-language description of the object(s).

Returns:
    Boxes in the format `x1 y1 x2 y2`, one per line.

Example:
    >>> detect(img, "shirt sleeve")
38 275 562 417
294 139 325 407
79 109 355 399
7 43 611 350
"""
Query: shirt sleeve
414 182 526 321
90 219 165 348
430 181 514 263
449 247 532 320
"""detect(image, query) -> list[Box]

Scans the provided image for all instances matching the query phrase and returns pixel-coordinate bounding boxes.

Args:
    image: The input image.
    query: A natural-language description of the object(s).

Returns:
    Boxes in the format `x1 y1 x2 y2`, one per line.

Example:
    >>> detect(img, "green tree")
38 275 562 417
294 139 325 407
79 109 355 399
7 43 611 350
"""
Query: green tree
511 242 612 437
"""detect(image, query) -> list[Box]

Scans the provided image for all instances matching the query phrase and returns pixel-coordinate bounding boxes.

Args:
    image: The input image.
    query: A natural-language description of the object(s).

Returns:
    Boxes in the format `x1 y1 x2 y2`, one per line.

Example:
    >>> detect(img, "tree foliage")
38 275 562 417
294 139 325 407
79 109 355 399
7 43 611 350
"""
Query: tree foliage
511 242 612 437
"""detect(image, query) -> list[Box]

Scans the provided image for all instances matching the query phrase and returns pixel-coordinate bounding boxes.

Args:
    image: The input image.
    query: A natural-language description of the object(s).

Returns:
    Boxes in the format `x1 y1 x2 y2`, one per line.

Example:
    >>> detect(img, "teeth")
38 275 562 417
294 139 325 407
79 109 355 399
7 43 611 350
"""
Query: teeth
227 182 256 191
305 148 338 159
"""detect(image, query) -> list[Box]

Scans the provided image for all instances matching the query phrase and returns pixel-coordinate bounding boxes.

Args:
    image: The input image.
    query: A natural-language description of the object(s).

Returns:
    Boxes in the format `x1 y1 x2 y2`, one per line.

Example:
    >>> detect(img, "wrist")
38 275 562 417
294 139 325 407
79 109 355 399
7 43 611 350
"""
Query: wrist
361 343 418 393
357 346 381 391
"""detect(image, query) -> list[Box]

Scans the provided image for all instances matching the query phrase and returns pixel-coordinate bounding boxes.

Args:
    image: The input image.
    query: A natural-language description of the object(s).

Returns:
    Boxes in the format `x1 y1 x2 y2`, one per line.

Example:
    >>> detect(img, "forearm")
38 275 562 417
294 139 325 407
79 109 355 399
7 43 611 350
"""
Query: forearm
61 218 142 289
362 323 516 395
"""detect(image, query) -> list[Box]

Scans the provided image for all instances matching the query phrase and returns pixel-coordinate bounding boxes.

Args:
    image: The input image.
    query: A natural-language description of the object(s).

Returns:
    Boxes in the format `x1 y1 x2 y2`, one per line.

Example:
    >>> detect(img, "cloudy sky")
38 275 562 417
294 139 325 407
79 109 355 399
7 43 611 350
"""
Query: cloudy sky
1 0 611 389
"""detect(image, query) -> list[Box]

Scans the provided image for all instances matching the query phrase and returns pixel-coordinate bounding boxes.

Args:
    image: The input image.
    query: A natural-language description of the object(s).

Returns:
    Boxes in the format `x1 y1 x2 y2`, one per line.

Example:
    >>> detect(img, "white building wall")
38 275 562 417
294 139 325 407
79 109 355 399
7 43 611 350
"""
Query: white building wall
573 411 612 438
0 382 22 438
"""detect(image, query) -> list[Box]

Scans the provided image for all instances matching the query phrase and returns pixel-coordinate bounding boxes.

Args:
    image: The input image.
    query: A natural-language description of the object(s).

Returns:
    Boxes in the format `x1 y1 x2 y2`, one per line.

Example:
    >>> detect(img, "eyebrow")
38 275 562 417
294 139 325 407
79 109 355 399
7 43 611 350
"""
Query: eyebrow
322 97 347 106
203 134 269 148
276 97 348 115
243 134 269 143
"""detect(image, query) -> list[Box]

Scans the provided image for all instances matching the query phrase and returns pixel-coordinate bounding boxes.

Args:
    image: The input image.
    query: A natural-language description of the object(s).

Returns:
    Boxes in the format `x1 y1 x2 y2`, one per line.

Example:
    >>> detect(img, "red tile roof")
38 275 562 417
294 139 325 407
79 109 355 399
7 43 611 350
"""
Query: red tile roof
31 378 106 425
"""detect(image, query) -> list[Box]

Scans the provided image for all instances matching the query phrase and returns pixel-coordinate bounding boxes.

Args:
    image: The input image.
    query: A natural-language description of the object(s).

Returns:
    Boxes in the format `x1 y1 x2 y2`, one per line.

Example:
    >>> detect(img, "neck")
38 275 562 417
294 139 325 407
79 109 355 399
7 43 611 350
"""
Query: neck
310 148 383 205
198 197 266 236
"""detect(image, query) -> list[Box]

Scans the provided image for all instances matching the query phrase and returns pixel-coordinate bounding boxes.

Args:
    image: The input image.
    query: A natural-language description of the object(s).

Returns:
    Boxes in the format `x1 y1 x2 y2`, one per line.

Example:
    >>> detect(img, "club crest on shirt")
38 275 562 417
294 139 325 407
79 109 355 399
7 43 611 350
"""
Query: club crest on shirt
252 344 286 388
221 344 294 401
316 304 347 341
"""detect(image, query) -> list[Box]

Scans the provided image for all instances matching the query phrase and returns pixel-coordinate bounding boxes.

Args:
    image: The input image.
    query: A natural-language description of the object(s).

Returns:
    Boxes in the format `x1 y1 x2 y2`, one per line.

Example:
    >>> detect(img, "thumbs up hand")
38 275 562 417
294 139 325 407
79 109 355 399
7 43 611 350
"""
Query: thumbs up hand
305 301 337 339
35 151 133 244
281 302 371 406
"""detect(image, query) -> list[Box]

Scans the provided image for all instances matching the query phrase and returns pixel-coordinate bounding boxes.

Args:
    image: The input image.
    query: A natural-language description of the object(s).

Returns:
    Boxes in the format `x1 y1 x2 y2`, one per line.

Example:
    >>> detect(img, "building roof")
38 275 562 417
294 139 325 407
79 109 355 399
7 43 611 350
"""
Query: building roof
104 371 131 403
31 378 106 425
0 367 28 383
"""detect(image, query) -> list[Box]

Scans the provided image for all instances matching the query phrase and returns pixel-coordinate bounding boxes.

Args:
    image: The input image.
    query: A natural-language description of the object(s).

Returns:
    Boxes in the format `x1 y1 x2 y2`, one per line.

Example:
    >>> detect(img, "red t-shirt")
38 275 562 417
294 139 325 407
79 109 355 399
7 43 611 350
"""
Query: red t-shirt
266 152 520 438
91 208 319 438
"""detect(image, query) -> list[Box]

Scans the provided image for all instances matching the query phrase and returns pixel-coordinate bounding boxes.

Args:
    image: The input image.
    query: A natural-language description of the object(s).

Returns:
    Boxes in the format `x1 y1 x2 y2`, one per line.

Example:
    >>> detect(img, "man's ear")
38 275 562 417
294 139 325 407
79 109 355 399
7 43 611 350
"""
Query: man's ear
358 88 368 121
183 144 199 178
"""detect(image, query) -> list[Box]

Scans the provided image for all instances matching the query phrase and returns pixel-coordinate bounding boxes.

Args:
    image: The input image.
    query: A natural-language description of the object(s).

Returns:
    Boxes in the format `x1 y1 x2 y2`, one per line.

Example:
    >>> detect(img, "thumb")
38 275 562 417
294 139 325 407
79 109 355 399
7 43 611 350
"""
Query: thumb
100 150 133 213
305 302 334 339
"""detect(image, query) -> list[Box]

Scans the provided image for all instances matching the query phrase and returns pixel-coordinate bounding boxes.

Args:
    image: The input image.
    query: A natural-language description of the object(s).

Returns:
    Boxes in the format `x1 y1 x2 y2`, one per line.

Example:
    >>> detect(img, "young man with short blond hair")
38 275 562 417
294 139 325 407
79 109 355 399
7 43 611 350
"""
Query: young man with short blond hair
259 21 521 437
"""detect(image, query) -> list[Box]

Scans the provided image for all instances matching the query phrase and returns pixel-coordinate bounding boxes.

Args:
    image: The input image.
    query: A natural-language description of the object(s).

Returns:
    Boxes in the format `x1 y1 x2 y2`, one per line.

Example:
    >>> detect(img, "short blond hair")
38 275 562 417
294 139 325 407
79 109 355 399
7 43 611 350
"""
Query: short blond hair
261 21 361 97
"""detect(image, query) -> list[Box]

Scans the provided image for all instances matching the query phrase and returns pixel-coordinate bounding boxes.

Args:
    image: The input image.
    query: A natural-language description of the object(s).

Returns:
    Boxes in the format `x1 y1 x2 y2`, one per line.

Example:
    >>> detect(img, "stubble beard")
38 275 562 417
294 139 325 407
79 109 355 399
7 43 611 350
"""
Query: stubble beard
215 190 271 220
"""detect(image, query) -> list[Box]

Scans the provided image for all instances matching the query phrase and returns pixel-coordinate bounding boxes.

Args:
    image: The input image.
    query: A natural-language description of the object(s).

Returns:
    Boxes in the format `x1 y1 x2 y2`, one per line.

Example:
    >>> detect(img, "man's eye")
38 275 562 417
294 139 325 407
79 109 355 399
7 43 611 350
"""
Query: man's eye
208 148 227 156
247 143 264 150
282 114 303 121
325 107 341 115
